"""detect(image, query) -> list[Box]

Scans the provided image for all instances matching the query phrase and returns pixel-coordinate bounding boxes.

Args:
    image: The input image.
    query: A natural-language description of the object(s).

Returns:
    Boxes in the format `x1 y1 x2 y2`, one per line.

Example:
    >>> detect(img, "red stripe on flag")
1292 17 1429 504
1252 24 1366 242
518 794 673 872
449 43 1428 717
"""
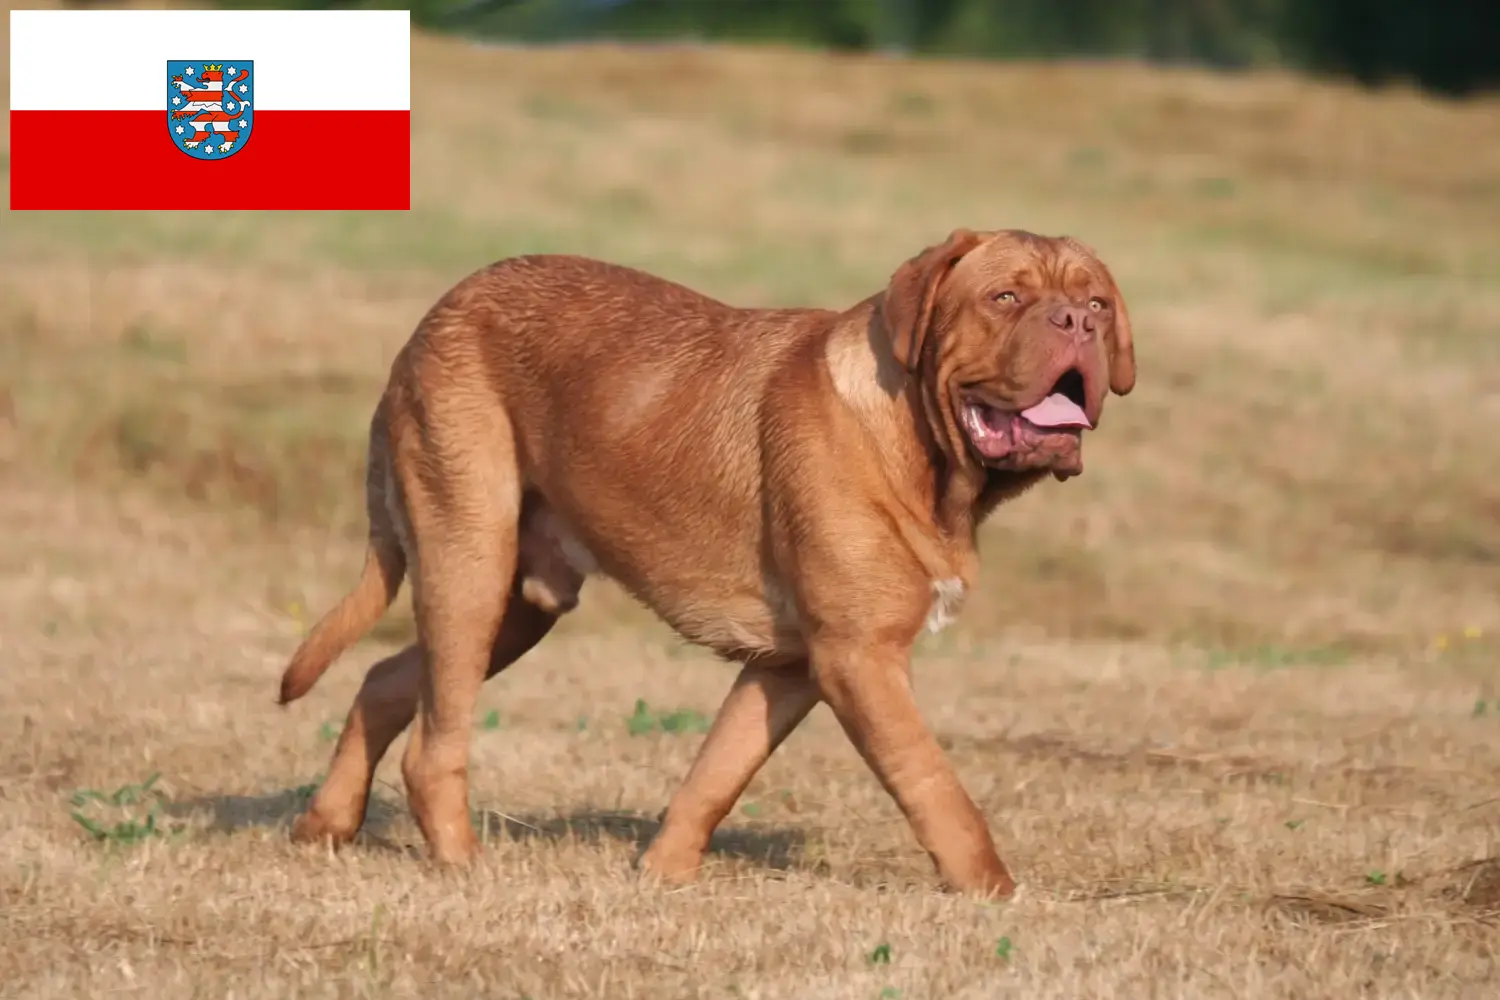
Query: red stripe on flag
9 109 410 210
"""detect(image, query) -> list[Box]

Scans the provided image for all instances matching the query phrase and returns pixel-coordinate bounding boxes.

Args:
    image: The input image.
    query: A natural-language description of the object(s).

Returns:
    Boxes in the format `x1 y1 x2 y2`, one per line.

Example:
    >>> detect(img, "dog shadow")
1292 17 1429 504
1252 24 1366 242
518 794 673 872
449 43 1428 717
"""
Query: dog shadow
477 808 810 873
167 791 811 873
165 786 402 840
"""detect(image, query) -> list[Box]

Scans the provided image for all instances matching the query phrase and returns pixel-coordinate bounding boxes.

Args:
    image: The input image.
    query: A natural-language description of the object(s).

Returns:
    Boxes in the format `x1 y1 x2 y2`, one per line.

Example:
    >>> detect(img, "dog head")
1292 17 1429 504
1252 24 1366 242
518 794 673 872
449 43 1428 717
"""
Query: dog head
881 228 1135 482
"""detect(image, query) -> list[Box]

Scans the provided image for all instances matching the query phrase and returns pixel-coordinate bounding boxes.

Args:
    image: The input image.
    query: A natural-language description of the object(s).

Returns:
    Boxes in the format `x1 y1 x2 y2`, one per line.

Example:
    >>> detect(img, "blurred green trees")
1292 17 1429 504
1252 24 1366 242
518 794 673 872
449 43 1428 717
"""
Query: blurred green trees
254 0 1499 96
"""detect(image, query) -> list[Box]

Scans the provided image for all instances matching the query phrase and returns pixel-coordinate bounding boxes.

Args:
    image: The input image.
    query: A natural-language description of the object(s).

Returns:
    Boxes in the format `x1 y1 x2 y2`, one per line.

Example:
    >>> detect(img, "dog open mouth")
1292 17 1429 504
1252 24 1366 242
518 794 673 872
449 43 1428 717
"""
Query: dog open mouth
960 369 1090 475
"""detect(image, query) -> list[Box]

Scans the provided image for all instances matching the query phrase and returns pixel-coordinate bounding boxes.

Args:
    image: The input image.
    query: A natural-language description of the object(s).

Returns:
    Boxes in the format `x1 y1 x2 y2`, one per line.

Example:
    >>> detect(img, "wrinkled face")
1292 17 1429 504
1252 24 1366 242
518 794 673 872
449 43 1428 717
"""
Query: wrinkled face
882 229 1136 482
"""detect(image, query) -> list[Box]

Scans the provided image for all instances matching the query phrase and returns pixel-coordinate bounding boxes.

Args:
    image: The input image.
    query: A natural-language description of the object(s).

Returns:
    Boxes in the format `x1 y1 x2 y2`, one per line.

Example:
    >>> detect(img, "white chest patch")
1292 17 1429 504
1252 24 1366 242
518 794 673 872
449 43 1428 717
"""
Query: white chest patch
925 577 967 634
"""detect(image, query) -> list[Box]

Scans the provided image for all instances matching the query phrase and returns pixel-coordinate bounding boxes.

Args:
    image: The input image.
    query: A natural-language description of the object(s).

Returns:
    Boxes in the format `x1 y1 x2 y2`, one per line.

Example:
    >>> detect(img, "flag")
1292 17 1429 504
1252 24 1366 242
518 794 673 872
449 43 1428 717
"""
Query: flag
9 9 410 211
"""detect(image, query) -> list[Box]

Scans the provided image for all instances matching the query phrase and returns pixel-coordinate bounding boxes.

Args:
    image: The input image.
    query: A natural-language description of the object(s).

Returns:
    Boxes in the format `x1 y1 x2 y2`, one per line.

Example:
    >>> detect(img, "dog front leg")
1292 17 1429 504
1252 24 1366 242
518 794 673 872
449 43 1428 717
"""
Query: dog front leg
637 661 820 883
810 637 1016 898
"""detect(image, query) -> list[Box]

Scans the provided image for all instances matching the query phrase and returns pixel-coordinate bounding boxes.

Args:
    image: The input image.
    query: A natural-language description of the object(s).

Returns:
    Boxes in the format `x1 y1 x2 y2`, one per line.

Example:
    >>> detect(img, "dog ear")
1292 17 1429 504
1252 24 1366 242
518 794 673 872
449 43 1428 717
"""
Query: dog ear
882 228 982 373
1105 273 1136 396
1064 237 1135 396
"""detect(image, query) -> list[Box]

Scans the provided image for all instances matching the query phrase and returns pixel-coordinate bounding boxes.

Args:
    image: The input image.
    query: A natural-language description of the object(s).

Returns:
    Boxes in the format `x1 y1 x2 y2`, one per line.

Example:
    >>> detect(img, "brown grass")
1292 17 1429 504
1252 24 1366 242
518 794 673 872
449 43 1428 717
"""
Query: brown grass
3 6 1500 997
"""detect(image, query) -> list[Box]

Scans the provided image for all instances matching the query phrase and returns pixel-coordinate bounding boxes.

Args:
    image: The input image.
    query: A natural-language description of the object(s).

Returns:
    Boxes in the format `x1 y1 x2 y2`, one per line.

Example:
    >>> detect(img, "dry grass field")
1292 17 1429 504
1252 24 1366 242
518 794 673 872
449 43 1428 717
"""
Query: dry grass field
5 6 1500 998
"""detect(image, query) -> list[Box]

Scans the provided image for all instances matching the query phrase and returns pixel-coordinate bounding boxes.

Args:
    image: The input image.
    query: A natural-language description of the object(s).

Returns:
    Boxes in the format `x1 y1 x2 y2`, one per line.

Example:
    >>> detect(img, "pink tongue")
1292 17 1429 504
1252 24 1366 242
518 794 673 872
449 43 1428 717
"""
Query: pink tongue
1020 393 1092 429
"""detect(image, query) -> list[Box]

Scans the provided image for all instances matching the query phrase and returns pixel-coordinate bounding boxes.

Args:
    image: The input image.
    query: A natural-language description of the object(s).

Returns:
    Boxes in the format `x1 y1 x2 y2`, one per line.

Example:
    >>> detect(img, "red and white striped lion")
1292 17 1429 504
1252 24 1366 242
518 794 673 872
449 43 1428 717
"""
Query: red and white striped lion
170 65 250 152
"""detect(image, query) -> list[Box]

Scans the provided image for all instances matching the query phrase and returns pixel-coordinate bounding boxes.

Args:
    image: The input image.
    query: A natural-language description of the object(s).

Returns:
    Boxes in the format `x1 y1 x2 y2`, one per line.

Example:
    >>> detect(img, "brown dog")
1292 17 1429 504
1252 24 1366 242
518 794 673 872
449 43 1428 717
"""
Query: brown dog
276 228 1135 897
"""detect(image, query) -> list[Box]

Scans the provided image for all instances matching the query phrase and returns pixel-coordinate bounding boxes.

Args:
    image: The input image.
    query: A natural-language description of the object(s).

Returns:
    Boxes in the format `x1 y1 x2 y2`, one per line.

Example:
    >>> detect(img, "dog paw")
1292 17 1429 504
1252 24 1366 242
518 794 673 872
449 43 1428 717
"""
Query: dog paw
634 839 705 884
944 861 1018 900
421 823 482 866
290 809 359 847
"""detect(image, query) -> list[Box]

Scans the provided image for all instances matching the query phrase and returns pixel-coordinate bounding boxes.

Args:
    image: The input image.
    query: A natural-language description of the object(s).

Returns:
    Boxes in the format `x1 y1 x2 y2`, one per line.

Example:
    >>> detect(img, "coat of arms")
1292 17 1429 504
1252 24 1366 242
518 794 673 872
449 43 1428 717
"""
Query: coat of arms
167 60 254 159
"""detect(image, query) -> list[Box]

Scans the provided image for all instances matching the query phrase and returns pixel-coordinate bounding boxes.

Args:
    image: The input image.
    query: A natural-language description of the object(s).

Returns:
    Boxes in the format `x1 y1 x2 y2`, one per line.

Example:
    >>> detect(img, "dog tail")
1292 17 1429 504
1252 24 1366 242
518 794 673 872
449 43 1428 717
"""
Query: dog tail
277 533 406 705
278 407 407 705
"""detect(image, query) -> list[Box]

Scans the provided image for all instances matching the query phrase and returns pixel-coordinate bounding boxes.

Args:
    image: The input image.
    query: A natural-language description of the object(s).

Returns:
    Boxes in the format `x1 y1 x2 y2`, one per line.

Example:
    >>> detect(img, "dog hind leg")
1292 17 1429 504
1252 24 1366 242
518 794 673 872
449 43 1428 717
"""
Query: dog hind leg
290 487 579 848
290 591 561 847
387 374 526 864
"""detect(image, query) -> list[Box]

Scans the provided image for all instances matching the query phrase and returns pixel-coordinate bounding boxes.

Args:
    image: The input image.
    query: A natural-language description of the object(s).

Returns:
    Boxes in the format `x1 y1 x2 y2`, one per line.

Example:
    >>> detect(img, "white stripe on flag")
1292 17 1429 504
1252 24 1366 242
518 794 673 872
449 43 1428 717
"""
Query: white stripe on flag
9 9 410 112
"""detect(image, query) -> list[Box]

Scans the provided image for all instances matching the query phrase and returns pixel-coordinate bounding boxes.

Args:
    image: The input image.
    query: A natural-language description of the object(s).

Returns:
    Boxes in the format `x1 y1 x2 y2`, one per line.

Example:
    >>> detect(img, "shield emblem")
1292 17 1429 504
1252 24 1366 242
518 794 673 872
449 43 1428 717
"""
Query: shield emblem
167 60 254 160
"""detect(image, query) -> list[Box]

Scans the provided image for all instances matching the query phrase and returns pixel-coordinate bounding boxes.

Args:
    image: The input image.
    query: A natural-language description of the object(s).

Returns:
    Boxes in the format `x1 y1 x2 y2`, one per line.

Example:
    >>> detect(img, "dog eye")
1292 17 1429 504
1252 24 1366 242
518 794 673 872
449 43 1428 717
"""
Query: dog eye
1088 297 1108 312
993 291 1018 303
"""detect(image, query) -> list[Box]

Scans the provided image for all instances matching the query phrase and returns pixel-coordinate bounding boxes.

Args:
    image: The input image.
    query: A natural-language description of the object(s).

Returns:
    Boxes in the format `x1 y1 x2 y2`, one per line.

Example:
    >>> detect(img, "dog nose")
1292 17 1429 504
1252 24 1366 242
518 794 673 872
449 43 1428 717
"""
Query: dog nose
1048 305 1096 336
